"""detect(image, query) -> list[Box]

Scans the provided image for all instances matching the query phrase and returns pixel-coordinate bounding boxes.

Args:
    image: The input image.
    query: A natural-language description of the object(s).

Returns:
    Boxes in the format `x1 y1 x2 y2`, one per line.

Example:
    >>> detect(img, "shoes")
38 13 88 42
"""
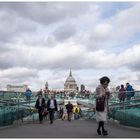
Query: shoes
97 129 102 135
39 121 42 124
97 129 108 136
102 130 108 136
50 121 53 124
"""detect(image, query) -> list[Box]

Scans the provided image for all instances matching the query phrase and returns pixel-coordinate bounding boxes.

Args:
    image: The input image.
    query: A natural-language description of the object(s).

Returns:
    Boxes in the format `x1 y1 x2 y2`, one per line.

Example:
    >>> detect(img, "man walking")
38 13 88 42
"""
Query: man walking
35 94 46 124
47 95 58 124
66 101 73 121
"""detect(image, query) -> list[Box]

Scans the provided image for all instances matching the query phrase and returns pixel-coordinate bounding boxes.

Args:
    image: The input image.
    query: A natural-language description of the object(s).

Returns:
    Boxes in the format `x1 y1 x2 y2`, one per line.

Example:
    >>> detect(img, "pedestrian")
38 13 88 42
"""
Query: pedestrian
62 105 67 120
59 107 64 119
131 86 135 98
35 94 46 124
95 76 110 136
24 88 32 101
74 107 79 120
59 107 62 119
118 84 126 102
125 83 133 100
47 95 58 124
79 107 82 118
66 101 73 121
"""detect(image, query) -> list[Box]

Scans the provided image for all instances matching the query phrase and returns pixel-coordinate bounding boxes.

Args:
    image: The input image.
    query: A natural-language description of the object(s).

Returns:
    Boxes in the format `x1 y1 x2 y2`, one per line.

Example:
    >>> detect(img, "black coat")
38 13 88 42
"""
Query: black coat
66 103 73 112
35 98 46 109
47 99 58 111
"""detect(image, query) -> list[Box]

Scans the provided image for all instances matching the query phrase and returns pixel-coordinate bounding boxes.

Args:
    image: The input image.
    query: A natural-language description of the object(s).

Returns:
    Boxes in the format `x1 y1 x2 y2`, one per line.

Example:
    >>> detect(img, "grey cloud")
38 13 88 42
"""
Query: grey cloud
6 72 37 82
0 61 14 69
0 67 38 81
118 76 128 81
16 54 83 70
0 10 36 43
0 44 13 53
53 24 77 42
128 62 140 71
0 2 101 50
0 2 96 25
45 36 58 47
0 49 30 69
9 70 37 80
108 4 140 43
31 55 88 70
0 2 98 47
136 74 140 81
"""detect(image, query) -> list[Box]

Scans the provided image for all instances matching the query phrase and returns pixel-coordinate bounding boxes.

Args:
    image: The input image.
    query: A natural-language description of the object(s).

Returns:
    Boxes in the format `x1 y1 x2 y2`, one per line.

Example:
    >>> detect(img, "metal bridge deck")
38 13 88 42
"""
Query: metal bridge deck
0 119 140 138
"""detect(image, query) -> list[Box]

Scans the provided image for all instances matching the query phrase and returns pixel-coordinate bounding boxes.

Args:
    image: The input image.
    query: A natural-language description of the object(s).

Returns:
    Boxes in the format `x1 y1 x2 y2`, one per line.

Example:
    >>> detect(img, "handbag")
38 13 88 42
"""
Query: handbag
96 96 105 112
42 109 48 117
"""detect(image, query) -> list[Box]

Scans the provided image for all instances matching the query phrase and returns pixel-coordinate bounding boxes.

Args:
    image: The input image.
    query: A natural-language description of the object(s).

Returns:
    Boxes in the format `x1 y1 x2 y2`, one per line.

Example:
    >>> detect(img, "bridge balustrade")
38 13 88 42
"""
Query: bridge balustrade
0 90 140 128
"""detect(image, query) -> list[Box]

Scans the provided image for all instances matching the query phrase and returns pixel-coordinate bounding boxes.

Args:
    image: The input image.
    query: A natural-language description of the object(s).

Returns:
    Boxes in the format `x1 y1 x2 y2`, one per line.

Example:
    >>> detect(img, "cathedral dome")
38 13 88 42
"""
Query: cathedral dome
65 76 75 83
64 70 77 92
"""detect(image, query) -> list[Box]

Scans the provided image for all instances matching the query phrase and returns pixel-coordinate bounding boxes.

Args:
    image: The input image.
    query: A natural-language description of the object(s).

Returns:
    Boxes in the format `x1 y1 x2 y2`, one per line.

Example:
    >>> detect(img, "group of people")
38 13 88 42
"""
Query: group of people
59 104 81 121
35 94 76 124
35 75 134 136
35 76 111 135
59 101 74 121
35 94 58 124
34 76 110 136
118 83 135 102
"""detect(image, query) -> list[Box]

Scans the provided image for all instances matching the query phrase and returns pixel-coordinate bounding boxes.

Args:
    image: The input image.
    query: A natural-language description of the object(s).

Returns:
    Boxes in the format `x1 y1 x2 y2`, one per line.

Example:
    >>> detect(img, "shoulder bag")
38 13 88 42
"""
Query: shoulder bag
96 96 105 112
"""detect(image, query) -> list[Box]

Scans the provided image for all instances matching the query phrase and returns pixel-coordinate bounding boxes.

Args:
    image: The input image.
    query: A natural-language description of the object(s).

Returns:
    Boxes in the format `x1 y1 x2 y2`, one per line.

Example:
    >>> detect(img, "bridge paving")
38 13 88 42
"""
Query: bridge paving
0 119 140 138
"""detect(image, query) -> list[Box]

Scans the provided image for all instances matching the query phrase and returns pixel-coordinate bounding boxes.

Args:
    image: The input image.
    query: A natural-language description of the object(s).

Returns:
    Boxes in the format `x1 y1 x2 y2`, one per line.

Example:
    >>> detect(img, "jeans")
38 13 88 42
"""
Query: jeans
49 109 55 123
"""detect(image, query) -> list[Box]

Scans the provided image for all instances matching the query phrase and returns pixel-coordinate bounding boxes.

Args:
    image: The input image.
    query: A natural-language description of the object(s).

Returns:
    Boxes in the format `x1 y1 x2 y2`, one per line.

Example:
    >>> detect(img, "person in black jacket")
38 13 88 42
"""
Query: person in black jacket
47 95 58 124
35 94 46 124
66 101 73 121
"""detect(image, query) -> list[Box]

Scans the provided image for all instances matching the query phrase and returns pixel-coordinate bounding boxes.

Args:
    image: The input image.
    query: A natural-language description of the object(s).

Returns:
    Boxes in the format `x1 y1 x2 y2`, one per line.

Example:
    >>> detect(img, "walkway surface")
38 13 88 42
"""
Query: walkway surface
0 119 140 138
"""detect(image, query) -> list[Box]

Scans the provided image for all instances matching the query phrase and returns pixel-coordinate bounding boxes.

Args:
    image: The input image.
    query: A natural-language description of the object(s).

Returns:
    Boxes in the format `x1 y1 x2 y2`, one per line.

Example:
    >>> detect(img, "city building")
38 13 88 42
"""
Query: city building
45 81 49 90
77 86 79 91
7 84 28 92
64 70 77 93
80 84 85 92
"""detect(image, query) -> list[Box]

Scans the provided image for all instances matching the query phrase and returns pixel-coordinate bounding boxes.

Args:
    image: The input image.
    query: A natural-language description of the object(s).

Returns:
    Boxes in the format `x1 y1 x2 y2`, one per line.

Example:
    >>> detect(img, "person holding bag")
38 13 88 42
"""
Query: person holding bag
35 93 46 124
95 76 110 136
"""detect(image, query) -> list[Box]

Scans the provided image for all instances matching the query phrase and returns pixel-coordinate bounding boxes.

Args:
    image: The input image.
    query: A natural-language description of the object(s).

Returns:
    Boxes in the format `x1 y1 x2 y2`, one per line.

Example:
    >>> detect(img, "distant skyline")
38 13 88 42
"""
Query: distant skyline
0 2 140 91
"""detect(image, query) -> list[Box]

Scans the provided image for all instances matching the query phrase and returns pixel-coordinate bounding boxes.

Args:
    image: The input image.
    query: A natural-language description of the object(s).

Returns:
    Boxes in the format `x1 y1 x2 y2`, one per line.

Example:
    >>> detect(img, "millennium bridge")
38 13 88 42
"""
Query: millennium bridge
0 90 140 138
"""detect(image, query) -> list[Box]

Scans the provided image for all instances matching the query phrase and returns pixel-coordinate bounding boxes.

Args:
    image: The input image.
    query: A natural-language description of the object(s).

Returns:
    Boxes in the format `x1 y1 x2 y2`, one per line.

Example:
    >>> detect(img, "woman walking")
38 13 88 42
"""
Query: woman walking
95 76 110 136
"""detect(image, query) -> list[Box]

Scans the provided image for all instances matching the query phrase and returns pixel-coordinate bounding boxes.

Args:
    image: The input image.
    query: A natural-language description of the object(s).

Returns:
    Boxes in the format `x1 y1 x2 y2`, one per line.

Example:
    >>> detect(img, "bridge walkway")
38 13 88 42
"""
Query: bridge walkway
0 119 140 138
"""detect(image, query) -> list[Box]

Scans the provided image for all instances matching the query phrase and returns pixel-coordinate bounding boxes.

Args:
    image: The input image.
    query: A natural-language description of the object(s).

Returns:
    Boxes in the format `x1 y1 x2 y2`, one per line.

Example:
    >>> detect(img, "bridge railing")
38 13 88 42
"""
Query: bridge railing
77 90 140 128
1 90 140 128
0 90 65 127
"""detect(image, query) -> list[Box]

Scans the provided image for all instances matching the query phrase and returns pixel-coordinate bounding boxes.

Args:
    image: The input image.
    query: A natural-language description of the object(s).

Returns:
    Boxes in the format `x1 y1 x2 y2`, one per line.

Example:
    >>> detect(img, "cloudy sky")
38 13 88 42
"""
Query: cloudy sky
0 2 140 91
